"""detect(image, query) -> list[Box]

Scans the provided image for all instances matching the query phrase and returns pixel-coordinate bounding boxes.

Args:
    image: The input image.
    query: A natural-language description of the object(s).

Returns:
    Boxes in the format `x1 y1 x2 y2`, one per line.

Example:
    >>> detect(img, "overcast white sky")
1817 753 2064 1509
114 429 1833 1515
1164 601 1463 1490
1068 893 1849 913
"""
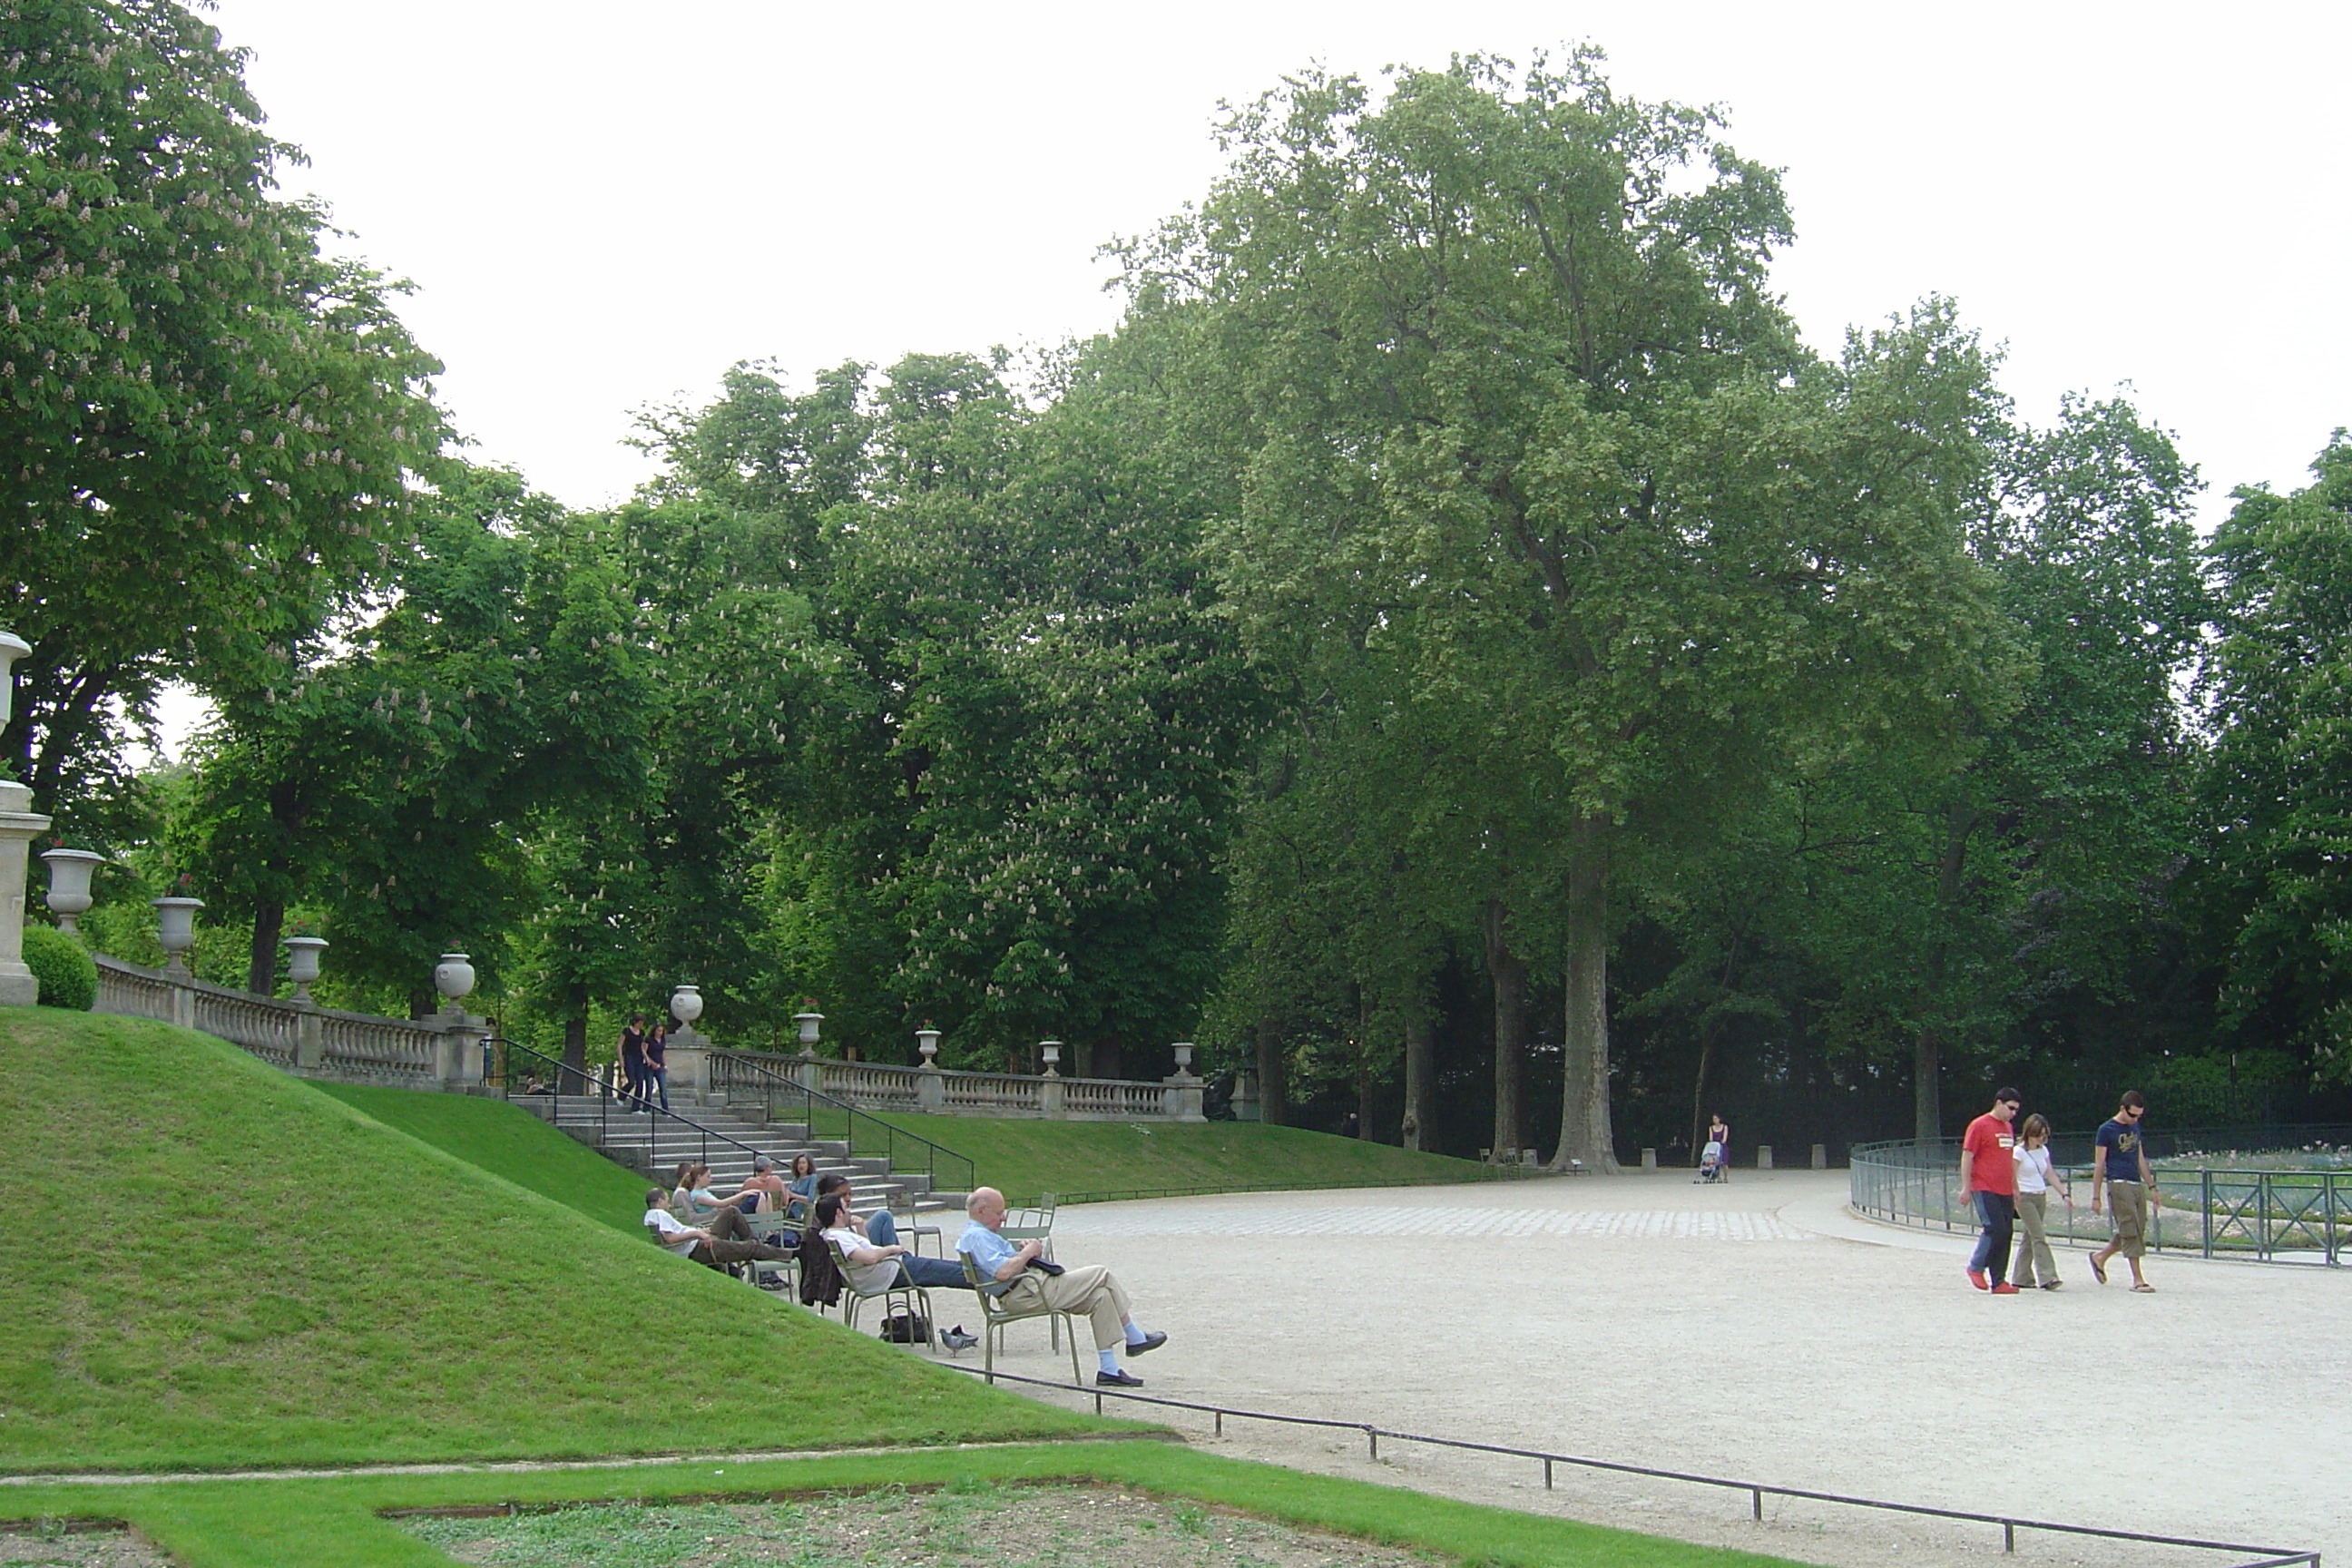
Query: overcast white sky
200 0 2347 524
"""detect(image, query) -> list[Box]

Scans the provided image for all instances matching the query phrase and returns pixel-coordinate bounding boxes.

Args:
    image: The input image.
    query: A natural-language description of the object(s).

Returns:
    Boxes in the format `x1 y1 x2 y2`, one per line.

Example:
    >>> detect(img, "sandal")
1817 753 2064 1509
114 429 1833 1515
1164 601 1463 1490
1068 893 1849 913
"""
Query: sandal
2131 1282 2155 1292
2089 1255 2107 1285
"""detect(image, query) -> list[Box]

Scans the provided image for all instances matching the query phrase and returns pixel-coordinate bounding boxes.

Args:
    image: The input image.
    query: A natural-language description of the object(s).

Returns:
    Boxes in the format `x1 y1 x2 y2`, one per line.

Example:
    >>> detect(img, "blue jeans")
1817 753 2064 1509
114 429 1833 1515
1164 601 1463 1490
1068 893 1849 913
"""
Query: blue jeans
1968 1191 2015 1277
868 1210 969 1289
644 1065 670 1111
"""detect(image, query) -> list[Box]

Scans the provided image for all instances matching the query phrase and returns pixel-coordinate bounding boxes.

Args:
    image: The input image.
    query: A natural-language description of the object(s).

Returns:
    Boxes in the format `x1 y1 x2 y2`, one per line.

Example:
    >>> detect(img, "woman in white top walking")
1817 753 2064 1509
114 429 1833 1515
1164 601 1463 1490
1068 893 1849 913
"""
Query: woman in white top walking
2010 1113 2071 1289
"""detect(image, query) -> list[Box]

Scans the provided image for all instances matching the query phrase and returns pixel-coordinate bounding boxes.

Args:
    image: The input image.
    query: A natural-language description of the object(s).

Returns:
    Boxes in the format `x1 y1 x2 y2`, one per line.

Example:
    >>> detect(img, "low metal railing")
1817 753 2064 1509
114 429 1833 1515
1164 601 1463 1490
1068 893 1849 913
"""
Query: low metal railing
490 1038 775 1184
1851 1139 2348 1265
950 1367 2317 1568
704 1051 975 1200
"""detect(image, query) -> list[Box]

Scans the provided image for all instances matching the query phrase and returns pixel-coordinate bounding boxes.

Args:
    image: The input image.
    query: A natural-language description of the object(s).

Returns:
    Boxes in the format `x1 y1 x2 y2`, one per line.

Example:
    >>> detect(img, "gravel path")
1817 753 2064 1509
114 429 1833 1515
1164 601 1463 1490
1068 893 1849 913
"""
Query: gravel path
954 1168 2351 1568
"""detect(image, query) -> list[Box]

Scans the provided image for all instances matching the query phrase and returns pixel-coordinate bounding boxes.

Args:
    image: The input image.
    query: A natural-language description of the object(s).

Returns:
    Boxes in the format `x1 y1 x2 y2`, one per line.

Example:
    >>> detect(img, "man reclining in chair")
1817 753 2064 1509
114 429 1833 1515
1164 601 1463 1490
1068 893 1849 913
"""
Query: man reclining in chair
642 1188 793 1273
958 1186 1166 1387
812 1173 969 1290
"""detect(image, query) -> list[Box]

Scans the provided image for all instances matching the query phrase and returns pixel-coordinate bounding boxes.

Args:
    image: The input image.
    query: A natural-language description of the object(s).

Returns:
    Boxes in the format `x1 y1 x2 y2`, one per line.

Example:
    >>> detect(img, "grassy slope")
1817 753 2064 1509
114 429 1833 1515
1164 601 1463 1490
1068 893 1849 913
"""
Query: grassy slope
311 1083 648 1234
874 1112 1507 1205
0 1445 1818 1568
0 1007 1101 1473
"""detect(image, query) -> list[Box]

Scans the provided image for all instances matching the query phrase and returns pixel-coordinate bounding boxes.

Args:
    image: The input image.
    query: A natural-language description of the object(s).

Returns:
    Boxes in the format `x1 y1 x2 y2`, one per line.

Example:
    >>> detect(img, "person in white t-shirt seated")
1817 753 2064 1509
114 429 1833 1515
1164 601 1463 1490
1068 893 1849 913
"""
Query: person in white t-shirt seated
642 1188 792 1273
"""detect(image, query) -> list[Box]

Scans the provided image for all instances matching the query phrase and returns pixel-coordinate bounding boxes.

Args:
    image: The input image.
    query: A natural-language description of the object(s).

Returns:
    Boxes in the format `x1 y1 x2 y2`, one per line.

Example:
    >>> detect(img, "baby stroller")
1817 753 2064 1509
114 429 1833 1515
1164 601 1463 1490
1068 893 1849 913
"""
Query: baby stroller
1695 1138 1729 1183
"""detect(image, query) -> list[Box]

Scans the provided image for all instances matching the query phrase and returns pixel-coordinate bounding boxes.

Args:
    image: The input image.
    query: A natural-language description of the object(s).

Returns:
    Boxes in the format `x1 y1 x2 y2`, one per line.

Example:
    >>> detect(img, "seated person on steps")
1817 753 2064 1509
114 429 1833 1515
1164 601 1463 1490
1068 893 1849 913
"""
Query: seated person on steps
958 1185 1165 1387
813 1174 968 1289
642 1189 793 1273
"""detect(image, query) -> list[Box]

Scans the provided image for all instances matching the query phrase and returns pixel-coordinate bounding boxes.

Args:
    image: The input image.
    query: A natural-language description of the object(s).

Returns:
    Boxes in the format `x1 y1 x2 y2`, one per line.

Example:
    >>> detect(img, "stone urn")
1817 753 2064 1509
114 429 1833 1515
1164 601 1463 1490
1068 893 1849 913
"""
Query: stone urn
916 1027 941 1067
433 952 476 1006
152 896 203 975
670 983 703 1028
793 1011 823 1052
1039 1039 1063 1078
41 848 106 935
1170 1041 1198 1082
281 935 328 1004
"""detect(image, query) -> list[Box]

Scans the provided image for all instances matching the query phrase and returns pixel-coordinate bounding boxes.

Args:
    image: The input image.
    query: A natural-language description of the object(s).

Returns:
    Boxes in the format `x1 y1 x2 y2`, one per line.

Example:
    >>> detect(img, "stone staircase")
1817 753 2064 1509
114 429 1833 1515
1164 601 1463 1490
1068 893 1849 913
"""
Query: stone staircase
522 1093 964 1218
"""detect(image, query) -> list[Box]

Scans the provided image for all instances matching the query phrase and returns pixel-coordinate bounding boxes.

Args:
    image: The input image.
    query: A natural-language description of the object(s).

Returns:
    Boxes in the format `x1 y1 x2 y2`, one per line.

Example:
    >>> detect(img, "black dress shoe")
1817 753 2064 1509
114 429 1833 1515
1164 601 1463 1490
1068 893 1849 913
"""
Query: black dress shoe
1096 1369 1144 1387
1123 1330 1168 1357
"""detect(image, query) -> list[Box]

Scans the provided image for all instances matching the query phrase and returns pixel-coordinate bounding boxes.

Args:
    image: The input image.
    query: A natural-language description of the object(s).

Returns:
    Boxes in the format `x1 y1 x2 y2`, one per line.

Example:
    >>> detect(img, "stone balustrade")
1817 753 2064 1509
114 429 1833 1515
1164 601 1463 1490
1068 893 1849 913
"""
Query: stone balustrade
93 953 484 1092
704 1048 1205 1122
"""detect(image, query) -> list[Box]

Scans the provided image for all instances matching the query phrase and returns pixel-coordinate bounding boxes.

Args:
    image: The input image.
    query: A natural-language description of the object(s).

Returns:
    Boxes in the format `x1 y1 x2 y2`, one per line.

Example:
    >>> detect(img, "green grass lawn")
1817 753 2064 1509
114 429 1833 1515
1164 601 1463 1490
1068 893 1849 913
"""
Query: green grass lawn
871 1112 1510 1205
312 1082 649 1234
0 1006 1104 1473
0 1442 1820 1568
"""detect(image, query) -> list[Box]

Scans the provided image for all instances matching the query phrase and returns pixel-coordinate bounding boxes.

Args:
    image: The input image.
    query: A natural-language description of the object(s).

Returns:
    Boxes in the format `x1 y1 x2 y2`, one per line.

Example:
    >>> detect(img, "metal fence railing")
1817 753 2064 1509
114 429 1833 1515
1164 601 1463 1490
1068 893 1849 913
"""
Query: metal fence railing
702 1050 976 1200
1850 1137 2349 1265
948 1367 2318 1568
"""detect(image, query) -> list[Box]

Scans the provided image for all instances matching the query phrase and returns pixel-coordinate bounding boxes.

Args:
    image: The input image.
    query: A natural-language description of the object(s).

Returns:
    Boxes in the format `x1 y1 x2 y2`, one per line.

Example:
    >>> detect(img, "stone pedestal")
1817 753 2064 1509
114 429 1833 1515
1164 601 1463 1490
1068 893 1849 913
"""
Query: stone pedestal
1038 1077 1066 1118
433 1011 487 1088
0 779 54 1006
916 1067 946 1112
1812 1142 1828 1170
665 1026 708 1101
295 1004 325 1071
1641 1147 1658 1169
1229 1068 1259 1122
1757 1144 1774 1171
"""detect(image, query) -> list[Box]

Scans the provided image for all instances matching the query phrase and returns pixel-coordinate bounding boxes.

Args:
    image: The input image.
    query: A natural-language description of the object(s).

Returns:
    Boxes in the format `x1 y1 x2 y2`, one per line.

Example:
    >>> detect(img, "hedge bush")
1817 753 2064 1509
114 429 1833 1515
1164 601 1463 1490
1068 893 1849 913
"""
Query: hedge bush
20 925 97 1011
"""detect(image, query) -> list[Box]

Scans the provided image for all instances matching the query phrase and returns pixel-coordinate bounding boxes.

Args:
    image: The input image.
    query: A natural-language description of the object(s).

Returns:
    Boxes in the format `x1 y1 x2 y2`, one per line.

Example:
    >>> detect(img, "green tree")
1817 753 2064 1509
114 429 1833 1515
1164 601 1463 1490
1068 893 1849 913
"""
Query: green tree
0 0 442 809
1125 54 2013 1167
2200 433 2352 1087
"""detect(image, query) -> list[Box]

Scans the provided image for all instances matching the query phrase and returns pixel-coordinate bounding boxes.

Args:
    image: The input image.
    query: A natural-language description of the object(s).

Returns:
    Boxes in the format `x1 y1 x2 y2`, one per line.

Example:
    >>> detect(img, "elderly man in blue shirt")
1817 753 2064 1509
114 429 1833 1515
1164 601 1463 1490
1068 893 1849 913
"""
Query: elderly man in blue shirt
958 1185 1166 1387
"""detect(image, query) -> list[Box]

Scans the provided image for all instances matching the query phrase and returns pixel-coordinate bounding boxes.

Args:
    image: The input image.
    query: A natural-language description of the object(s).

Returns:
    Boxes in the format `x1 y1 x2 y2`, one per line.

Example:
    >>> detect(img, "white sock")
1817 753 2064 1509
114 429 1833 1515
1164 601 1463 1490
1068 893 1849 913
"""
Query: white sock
1097 1348 1119 1375
1123 1323 1147 1346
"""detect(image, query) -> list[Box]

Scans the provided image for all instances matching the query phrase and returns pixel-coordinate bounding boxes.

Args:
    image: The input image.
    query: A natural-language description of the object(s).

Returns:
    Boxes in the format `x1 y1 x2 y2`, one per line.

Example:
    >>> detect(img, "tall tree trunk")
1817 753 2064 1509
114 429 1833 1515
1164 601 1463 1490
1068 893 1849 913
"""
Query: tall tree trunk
1914 801 1975 1141
1553 816 1620 1171
1913 1026 1942 1142
246 898 284 996
1255 1011 1288 1127
1484 899 1525 1160
1402 1008 1436 1152
1690 1022 1718 1165
562 980 589 1078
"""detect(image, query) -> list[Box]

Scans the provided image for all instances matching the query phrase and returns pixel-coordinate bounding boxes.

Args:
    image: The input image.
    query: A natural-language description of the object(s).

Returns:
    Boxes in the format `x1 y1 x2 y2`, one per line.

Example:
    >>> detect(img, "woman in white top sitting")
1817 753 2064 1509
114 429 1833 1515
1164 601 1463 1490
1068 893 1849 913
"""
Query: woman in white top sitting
2010 1113 2071 1289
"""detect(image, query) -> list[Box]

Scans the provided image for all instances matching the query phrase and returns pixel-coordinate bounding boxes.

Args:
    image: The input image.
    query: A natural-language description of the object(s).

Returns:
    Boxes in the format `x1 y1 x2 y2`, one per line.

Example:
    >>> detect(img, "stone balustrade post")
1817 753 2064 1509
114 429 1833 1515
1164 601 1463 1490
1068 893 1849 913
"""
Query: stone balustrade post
1642 1147 1658 1169
1229 1067 1259 1122
0 630 51 1006
1757 1144 1774 1171
0 779 48 1007
295 1004 324 1072
1037 1077 1066 1119
666 1025 708 1103
436 1013 486 1089
1812 1142 1829 1170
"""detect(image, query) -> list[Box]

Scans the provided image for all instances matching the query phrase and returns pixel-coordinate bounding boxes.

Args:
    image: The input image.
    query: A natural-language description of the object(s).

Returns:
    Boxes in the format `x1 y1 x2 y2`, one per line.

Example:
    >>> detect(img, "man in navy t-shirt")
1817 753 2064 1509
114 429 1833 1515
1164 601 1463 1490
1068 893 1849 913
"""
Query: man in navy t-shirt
2090 1091 2159 1290
1958 1088 2023 1293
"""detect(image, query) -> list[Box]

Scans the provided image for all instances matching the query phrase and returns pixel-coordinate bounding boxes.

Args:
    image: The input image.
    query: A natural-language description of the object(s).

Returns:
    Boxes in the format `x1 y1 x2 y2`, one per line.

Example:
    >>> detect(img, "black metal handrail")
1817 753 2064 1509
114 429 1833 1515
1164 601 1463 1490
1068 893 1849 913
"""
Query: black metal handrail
949 1367 2318 1568
487 1037 777 1188
703 1050 975 1201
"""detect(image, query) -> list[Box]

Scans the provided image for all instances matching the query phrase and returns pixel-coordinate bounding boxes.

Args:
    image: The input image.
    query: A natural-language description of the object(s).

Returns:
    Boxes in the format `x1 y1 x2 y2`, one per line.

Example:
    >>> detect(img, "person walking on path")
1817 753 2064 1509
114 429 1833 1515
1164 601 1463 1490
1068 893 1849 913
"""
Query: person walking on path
642 1022 671 1112
2090 1091 2160 1291
2009 1112 2070 1289
1959 1088 2023 1293
616 1014 649 1113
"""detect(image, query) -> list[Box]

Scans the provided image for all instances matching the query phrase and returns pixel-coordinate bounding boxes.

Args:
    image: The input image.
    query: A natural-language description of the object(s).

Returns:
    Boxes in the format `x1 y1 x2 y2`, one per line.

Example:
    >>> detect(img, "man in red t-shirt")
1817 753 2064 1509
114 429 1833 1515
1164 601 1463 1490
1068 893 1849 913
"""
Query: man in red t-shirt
1957 1089 2022 1293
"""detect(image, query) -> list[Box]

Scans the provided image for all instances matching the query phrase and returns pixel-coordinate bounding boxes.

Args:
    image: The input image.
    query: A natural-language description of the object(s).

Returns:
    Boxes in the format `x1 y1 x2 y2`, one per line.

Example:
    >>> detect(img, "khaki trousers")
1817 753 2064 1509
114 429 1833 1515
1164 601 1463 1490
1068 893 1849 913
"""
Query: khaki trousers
2106 1180 2148 1259
1001 1264 1132 1350
2010 1191 2057 1286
